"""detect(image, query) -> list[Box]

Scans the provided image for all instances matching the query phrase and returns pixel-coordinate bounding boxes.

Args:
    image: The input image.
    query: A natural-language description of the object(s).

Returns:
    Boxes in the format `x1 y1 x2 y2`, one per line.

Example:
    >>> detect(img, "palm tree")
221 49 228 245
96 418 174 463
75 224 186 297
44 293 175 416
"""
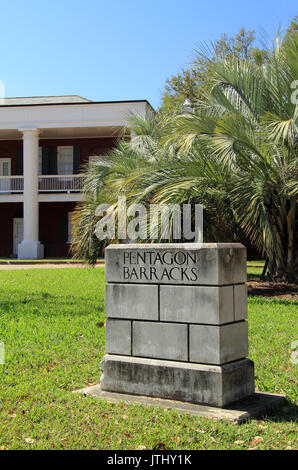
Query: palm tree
72 32 297 282
71 112 236 260
166 33 298 281
71 113 172 261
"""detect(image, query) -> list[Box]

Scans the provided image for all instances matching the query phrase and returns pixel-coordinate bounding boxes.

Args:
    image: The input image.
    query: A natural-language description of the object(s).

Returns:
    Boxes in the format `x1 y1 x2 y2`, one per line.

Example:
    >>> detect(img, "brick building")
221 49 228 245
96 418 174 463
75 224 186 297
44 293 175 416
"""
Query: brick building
0 95 152 258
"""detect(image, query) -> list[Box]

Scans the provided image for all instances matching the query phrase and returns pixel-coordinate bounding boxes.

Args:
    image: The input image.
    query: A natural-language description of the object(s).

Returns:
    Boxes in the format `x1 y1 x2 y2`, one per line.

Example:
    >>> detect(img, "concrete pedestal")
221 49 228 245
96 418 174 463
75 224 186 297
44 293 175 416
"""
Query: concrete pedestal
100 355 254 408
102 243 255 408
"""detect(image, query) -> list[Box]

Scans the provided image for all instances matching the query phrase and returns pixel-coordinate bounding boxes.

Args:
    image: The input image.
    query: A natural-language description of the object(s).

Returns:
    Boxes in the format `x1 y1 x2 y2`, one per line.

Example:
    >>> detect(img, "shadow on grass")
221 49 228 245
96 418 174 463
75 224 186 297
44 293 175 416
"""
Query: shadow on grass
262 401 298 424
0 291 104 317
247 274 262 280
247 278 298 300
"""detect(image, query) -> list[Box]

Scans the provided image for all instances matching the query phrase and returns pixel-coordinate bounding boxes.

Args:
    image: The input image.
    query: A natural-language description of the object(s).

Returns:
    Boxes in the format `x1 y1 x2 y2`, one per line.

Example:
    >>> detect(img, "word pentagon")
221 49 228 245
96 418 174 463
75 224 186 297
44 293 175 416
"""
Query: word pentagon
122 249 198 282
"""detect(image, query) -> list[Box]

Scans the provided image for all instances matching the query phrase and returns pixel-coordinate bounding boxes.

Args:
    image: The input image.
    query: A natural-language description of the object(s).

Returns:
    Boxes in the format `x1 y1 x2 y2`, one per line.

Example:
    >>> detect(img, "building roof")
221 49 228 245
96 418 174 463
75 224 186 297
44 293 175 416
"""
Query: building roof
0 95 92 105
0 95 155 112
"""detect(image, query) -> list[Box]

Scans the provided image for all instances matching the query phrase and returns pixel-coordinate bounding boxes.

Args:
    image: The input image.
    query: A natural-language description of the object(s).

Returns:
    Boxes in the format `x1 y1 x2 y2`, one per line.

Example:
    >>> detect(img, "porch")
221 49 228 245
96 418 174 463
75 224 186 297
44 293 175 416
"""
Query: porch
0 97 150 258
0 174 85 193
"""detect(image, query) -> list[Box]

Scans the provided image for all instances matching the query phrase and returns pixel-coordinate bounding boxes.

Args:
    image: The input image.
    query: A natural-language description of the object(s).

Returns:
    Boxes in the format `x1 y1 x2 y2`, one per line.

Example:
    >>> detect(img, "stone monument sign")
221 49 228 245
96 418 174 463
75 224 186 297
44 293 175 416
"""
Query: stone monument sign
100 243 255 407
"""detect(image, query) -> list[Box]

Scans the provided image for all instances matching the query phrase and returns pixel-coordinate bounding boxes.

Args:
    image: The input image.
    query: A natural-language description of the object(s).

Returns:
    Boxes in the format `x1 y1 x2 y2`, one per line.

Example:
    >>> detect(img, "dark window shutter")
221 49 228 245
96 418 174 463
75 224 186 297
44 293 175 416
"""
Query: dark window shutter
60 213 68 243
16 147 23 175
73 146 81 174
41 147 50 175
49 146 57 175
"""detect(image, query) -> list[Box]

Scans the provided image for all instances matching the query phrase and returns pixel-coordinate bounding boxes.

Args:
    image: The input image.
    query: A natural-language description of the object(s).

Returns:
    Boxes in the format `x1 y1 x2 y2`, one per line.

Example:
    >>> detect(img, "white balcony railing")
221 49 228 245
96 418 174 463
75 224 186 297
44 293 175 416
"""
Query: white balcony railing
0 176 23 193
38 175 85 192
0 174 85 193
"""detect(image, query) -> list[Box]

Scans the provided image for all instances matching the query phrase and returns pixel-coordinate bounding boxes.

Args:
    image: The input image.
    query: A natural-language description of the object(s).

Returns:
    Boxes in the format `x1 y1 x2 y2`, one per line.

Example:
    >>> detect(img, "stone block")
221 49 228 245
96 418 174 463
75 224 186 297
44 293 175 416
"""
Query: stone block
160 285 233 324
105 283 158 320
105 319 131 355
100 354 255 407
105 243 247 285
189 322 248 365
234 284 248 321
132 321 188 361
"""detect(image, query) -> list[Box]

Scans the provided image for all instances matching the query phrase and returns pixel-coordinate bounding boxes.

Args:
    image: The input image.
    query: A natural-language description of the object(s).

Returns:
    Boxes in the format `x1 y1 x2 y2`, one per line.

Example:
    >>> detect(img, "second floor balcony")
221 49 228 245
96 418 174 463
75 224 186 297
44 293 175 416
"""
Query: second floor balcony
0 174 85 194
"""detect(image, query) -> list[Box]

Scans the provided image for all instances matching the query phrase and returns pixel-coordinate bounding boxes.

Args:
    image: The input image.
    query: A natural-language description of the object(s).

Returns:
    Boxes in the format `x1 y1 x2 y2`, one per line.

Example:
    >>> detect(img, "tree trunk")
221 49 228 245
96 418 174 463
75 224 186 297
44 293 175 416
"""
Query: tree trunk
286 199 296 282
268 200 297 283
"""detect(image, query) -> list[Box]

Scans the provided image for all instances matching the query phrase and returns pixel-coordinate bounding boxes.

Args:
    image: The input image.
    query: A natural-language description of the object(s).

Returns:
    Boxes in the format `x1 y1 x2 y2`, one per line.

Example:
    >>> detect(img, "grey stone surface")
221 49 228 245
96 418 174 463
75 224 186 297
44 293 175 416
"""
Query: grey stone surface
234 284 248 321
105 243 246 285
105 319 131 355
160 285 233 324
100 354 255 407
76 385 286 424
189 322 248 365
102 242 254 407
105 283 158 320
132 321 188 361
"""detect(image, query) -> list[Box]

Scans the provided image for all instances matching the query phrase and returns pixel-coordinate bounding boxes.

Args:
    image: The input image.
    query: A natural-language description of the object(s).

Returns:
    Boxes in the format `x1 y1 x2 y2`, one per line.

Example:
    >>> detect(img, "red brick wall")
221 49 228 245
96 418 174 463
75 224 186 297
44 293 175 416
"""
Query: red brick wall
39 202 76 258
0 136 118 257
0 203 23 256
0 201 261 259
0 202 78 258
0 137 117 174
0 142 22 175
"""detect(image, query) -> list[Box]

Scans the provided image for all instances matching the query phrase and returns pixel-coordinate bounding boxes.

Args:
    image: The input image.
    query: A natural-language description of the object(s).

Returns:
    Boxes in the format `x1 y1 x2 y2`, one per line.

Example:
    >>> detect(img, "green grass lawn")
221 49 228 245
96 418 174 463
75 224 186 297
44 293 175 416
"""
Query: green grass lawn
247 260 265 266
0 268 297 450
247 266 264 279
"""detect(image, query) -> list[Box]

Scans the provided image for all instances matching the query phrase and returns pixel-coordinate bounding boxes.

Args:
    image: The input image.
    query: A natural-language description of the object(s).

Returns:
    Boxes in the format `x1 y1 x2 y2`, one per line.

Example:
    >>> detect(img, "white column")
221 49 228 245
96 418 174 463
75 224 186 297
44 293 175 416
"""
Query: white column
18 128 44 259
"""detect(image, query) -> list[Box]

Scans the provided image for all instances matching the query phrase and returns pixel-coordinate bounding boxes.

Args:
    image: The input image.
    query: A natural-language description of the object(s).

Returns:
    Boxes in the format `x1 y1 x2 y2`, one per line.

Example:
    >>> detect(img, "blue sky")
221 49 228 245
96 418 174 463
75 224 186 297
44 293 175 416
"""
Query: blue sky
0 0 296 109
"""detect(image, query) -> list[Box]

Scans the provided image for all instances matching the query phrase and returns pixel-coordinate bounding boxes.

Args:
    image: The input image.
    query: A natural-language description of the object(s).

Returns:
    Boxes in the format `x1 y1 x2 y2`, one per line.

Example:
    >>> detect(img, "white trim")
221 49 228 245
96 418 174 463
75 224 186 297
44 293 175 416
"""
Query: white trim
0 193 84 203
0 102 149 132
0 134 130 141
40 193 84 202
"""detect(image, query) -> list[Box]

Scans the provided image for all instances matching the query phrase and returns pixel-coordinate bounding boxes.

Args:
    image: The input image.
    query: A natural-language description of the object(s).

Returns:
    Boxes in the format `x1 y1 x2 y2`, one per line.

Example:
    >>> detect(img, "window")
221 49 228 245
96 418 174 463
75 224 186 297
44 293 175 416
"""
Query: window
0 159 11 192
68 212 74 244
58 147 73 175
0 158 11 176
13 218 23 255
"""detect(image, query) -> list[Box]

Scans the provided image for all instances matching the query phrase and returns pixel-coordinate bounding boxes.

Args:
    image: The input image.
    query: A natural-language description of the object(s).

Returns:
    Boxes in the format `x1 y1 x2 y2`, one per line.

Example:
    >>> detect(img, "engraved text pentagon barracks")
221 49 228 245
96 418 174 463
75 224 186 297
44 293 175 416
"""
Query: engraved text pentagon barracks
123 250 198 282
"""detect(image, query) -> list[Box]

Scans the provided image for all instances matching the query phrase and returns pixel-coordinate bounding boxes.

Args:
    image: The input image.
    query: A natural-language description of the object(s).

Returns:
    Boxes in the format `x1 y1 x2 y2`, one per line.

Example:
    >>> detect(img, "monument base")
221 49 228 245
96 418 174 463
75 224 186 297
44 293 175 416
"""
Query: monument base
100 354 255 408
76 385 286 424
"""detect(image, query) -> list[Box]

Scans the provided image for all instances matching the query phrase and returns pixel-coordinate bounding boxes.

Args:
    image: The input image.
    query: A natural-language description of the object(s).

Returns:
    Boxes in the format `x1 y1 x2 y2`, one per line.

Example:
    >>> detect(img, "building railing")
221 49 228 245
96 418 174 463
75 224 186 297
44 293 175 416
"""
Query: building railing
0 174 85 193
38 175 85 192
0 176 23 193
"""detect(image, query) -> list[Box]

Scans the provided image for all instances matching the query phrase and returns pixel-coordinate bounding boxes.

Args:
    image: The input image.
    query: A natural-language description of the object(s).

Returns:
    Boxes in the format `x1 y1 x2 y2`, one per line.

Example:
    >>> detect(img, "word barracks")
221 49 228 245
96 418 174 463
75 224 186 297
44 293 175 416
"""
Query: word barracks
122 250 199 282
